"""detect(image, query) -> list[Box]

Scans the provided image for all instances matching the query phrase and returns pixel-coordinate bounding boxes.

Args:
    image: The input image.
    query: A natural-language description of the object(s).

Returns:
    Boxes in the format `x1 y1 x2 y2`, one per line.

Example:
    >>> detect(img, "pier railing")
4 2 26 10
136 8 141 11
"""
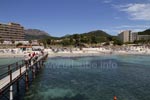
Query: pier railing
0 60 25 80
0 53 48 100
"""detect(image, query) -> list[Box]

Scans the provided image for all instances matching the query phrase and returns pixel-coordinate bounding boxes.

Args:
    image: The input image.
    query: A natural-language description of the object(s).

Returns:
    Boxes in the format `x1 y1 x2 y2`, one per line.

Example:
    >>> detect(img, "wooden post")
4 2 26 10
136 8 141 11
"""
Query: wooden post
10 85 13 100
10 70 12 83
37 61 39 69
39 61 41 69
32 66 35 79
35 62 37 71
20 66 22 76
25 72 29 91
25 61 29 91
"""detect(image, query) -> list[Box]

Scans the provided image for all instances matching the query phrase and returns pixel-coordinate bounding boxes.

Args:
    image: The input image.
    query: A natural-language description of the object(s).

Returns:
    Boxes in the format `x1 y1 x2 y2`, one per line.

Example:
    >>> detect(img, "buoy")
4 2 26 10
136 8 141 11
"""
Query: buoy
114 96 117 100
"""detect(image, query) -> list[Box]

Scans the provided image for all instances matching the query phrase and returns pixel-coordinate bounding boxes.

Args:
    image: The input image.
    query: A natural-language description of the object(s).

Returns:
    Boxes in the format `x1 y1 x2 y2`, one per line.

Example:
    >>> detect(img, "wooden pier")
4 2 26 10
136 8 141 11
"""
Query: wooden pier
0 53 48 100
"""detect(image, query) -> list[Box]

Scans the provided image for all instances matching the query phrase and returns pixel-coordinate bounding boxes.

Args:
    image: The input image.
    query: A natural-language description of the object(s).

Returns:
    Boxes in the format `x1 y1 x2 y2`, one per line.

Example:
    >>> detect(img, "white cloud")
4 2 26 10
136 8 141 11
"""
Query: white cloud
116 3 150 20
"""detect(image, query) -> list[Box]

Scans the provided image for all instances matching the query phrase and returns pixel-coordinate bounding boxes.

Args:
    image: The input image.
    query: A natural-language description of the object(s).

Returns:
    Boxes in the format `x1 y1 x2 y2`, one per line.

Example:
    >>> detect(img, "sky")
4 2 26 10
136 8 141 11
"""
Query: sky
0 0 150 37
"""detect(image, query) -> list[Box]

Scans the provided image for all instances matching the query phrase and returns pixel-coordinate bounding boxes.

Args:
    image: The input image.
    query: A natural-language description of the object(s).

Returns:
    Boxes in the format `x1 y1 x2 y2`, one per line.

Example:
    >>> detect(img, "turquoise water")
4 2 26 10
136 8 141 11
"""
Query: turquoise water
0 57 23 74
1 55 150 100
22 55 150 100
0 57 22 66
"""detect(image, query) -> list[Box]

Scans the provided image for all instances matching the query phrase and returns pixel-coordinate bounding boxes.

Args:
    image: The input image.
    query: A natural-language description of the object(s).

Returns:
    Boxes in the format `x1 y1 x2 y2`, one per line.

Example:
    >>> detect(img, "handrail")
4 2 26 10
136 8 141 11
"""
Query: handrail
0 60 25 80
0 53 48 80
0 60 24 70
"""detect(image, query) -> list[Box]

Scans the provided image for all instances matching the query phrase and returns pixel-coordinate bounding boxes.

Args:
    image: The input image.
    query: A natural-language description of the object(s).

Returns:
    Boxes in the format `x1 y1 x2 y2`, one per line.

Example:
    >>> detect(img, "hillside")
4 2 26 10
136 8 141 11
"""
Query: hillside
138 29 150 35
24 29 112 44
62 30 110 38
82 30 110 37
25 29 50 40
61 30 111 43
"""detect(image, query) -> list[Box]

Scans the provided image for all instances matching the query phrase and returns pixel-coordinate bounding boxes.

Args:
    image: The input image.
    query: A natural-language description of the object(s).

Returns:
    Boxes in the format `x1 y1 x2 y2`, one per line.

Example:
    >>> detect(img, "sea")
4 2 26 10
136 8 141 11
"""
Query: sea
1 55 150 100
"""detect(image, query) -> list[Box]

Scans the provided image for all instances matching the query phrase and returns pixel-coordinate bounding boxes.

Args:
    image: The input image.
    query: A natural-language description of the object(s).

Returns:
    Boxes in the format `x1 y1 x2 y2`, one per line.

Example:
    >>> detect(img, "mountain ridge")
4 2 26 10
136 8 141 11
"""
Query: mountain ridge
25 29 111 40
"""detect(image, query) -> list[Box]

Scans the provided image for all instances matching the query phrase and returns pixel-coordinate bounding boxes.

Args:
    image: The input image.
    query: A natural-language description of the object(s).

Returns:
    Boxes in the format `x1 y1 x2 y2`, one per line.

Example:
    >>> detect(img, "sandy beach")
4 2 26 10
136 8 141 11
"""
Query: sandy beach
0 51 149 58
0 47 150 58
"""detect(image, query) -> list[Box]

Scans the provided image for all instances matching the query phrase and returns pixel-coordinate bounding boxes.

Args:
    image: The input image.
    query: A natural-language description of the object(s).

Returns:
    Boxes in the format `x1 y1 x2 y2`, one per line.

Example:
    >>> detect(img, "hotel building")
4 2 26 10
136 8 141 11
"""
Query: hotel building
0 22 25 41
118 30 150 43
130 32 138 42
118 30 132 43
137 35 150 40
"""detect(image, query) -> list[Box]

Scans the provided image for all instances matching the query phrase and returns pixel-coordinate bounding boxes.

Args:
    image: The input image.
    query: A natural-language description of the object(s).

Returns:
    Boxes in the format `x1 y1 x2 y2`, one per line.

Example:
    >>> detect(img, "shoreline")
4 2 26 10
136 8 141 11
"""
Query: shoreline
48 52 150 58
0 52 150 58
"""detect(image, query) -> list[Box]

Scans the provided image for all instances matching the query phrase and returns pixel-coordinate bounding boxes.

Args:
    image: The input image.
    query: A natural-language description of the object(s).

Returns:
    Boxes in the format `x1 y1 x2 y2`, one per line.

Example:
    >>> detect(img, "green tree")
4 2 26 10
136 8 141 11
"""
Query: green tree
108 36 113 41
113 39 123 45
46 38 51 45
16 43 23 47
73 34 80 47
61 39 70 46
91 36 97 44
80 35 89 43
69 37 74 45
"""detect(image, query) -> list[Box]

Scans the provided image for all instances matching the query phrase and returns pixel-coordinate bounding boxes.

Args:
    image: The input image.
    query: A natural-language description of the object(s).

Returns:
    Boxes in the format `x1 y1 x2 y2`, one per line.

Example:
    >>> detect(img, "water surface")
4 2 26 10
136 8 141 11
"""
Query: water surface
23 55 150 100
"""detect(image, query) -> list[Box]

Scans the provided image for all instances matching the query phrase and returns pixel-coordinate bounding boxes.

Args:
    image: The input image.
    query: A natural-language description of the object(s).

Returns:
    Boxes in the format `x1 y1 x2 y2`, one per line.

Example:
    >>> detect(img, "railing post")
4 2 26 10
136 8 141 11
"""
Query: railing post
25 60 29 91
25 72 29 91
36 62 39 72
20 65 22 76
10 70 12 83
32 66 35 79
39 61 41 69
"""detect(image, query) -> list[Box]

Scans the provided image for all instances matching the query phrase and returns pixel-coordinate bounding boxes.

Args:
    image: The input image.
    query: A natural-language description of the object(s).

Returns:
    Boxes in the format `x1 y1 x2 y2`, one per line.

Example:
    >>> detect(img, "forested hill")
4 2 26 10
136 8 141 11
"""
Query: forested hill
25 29 111 43
138 29 150 35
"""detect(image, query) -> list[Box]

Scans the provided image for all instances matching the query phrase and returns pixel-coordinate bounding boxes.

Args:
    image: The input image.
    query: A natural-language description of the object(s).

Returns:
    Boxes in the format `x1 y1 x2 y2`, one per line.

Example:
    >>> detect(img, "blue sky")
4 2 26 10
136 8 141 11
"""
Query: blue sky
0 0 150 37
